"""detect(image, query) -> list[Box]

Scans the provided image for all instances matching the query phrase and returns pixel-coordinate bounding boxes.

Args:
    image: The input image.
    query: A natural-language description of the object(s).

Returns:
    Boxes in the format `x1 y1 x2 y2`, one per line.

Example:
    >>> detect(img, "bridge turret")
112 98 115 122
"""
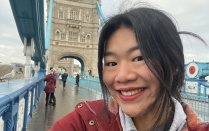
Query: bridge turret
184 61 209 96
185 61 209 79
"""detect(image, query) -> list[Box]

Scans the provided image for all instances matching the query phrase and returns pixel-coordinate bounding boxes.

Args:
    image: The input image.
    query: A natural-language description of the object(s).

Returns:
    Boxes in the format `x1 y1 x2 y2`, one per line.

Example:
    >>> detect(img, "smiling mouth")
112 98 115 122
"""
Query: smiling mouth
120 88 145 96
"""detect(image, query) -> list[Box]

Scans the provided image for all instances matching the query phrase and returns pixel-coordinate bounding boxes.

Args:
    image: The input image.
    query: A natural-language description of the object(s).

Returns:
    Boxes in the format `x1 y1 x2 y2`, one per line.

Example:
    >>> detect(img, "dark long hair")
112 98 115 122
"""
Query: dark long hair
98 7 204 129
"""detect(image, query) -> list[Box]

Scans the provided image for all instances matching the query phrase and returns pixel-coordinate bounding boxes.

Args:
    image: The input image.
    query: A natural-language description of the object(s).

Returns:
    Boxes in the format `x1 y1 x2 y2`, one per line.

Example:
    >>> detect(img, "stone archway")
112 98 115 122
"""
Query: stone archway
48 50 98 77
47 0 99 77
57 55 85 76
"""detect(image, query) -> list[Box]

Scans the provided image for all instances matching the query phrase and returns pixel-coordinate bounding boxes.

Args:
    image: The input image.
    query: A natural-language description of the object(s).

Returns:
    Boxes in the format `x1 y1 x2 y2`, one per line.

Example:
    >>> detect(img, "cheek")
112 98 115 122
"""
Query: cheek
143 66 160 88
147 71 160 94
103 70 113 86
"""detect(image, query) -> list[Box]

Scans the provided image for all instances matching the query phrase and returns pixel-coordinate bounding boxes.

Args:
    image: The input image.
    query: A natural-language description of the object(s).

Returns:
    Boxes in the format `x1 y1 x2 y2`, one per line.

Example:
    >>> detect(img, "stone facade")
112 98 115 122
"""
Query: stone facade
47 0 100 76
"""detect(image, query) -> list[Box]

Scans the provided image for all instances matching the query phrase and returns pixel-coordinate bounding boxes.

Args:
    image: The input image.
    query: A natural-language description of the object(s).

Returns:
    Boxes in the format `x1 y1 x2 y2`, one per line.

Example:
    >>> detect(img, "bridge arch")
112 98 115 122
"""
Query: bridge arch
50 50 97 77
47 0 99 77
58 52 86 76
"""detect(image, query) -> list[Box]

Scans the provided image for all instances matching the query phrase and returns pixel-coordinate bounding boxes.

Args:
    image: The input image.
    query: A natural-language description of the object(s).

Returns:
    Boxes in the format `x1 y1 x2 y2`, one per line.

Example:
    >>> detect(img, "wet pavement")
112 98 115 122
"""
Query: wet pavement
27 81 102 131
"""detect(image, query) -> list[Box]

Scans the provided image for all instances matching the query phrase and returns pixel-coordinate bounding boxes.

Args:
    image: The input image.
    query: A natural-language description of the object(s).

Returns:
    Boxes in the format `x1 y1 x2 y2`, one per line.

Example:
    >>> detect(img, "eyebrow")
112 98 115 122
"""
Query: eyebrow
104 45 140 57
127 45 140 54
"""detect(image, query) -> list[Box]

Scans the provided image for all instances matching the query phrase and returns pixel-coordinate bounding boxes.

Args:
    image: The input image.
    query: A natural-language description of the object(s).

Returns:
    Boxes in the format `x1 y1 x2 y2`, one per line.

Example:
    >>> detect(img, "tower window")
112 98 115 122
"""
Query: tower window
68 32 78 42
59 11 64 19
61 33 66 40
70 10 79 20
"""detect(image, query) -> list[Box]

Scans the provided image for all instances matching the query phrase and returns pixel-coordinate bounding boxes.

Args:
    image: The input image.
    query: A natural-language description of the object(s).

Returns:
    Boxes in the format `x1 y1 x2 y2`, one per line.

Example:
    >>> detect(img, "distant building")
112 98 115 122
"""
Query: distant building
11 63 24 73
0 64 14 81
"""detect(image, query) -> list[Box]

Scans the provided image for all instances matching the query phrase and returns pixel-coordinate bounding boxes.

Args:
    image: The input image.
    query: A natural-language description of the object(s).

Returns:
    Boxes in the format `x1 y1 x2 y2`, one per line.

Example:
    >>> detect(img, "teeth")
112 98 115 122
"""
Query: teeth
121 88 144 96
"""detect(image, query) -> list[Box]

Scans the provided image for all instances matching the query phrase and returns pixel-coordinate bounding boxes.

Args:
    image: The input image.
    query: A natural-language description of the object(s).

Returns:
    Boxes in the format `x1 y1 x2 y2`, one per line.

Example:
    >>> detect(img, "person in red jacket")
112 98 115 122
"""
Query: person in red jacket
49 6 209 131
44 67 56 106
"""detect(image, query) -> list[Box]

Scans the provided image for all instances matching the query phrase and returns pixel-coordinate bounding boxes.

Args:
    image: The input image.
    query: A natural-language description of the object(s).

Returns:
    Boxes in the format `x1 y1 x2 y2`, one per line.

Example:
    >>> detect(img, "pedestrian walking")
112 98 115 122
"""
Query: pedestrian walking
44 67 56 106
62 71 68 88
49 67 58 105
75 74 80 86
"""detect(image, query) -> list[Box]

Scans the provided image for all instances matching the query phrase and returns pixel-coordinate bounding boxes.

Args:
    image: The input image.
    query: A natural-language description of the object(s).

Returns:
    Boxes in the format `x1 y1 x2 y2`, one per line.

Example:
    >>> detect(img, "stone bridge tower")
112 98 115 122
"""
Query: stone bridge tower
47 0 100 77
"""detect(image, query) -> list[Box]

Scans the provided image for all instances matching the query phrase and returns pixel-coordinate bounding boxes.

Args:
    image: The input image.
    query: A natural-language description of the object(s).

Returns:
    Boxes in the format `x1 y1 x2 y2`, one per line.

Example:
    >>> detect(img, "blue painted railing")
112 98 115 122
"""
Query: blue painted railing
0 78 44 131
68 76 101 93
183 79 209 97
181 93 209 121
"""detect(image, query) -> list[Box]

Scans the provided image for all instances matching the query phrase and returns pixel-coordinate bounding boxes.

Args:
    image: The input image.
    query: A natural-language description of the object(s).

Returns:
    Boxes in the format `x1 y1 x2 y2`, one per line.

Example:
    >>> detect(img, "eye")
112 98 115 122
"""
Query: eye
133 56 143 62
105 62 117 67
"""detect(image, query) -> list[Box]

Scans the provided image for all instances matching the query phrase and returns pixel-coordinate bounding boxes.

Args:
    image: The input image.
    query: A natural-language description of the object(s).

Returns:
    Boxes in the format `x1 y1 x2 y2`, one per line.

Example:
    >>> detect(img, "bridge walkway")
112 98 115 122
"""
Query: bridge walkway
27 80 102 131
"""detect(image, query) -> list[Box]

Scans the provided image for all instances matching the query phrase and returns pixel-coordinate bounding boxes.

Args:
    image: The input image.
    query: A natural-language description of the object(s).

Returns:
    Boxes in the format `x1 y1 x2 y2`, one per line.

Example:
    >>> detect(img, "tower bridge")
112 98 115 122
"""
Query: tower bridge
0 0 208 131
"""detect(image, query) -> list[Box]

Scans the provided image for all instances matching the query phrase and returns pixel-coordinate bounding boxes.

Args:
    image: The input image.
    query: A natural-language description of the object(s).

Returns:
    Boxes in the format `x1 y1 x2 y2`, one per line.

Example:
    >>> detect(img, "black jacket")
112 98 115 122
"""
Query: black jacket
61 73 68 81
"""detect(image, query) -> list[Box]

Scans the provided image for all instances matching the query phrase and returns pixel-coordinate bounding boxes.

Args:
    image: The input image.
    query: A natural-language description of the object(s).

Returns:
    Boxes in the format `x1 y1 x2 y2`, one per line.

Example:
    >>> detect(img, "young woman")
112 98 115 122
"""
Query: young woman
49 7 209 131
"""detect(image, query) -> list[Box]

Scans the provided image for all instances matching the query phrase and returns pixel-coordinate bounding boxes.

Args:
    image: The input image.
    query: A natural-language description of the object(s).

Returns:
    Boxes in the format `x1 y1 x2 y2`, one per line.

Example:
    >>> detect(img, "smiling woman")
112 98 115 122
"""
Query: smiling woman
102 27 161 124
48 7 209 131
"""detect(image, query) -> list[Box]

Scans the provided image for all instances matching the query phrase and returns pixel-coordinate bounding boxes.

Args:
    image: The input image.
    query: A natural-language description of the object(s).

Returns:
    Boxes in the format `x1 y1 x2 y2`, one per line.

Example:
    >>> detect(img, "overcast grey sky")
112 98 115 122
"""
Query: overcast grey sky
0 0 209 64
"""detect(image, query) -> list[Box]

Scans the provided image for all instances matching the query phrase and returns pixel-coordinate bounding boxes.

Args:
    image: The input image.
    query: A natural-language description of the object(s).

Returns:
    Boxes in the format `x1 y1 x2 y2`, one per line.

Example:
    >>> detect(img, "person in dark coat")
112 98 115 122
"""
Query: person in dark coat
61 71 68 88
44 68 56 106
75 74 80 86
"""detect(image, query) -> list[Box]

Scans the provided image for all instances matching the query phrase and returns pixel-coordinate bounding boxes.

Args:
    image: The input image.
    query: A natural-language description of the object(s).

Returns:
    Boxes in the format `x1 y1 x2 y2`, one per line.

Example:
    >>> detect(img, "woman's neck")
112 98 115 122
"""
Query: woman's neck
132 105 172 131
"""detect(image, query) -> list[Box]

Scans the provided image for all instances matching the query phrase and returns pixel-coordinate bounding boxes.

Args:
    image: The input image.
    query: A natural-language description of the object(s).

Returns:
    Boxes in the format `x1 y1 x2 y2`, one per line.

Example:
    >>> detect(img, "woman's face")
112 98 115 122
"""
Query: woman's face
103 27 160 119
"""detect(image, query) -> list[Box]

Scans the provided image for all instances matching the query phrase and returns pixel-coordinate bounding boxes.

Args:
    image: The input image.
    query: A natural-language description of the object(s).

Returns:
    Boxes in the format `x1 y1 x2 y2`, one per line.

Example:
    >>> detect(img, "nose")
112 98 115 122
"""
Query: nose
115 62 137 83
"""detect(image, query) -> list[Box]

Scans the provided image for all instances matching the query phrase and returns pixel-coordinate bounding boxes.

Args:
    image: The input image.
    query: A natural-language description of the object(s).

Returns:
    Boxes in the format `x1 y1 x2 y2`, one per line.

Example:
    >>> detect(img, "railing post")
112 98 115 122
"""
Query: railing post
22 92 29 131
4 119 12 131
2 104 12 131
29 87 34 117
198 82 201 95
38 82 41 99
2 102 18 131
204 86 207 97
34 84 38 108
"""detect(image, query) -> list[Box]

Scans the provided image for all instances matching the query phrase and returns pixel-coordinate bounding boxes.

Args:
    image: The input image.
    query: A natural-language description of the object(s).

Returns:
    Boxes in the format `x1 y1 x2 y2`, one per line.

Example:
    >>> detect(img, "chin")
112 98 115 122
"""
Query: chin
122 108 141 118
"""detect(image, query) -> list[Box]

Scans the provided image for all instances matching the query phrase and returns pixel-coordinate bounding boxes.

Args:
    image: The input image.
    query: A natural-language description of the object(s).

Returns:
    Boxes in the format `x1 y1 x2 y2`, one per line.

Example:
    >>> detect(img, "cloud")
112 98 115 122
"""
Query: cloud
0 44 13 49
102 0 209 64
102 0 209 44
181 35 209 63
0 1 24 64
0 54 6 57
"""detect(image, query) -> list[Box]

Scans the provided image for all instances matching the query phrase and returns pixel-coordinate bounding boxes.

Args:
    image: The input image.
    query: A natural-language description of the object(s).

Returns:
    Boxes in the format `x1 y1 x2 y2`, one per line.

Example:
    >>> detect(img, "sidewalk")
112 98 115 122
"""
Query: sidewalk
27 81 102 131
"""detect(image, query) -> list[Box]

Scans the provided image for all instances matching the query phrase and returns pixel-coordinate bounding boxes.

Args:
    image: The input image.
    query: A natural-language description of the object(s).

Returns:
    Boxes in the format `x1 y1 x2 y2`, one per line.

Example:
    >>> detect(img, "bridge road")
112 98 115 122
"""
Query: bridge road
27 80 102 131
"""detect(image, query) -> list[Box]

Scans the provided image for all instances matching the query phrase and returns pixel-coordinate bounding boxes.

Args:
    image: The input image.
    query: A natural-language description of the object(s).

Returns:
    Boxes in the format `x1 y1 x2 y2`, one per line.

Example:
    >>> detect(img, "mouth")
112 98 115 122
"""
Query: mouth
120 88 145 96
118 88 146 101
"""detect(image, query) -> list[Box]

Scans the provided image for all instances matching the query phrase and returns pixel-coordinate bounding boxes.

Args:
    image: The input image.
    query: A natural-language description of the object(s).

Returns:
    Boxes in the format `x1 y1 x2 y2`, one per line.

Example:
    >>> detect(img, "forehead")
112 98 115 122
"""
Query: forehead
105 27 137 50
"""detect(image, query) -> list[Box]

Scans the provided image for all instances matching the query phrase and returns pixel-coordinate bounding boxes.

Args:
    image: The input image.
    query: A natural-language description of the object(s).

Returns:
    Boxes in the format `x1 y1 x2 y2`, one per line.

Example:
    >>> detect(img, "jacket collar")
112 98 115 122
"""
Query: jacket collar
118 98 187 131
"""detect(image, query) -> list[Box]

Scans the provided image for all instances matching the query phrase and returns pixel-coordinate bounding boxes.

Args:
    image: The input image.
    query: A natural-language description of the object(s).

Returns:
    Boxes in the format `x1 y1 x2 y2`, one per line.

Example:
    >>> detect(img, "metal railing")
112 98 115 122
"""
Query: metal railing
0 77 44 131
68 76 101 93
184 79 209 97
182 93 209 121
